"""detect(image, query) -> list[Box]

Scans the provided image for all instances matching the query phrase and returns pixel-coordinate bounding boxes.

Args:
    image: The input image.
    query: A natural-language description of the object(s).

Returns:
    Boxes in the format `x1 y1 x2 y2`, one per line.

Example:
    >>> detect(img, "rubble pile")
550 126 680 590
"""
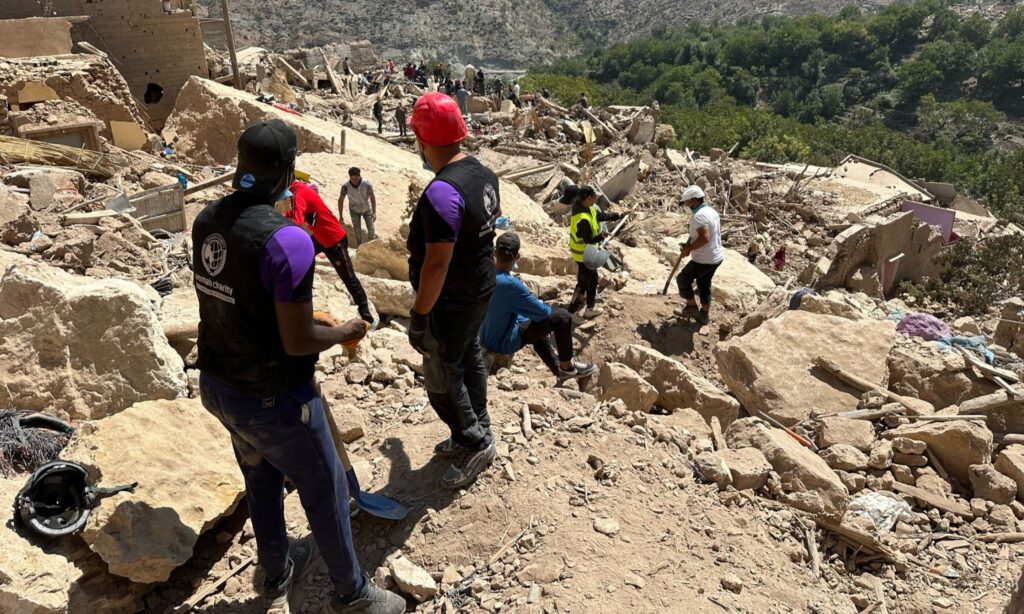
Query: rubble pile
2 26 1024 614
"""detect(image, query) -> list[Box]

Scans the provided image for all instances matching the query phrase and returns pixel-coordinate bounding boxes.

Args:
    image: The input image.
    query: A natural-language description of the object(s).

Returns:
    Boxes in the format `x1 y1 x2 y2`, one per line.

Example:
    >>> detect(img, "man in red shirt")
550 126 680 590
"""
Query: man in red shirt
286 180 374 323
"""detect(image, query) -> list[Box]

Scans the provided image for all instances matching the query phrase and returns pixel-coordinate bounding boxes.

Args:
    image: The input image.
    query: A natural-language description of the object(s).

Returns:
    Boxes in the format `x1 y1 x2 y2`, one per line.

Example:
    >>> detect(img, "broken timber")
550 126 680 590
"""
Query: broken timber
274 56 310 89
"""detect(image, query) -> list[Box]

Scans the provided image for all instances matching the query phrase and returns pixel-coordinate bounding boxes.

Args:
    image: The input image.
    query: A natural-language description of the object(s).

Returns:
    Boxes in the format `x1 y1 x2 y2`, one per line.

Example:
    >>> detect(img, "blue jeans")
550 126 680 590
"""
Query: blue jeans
199 374 362 594
349 209 375 245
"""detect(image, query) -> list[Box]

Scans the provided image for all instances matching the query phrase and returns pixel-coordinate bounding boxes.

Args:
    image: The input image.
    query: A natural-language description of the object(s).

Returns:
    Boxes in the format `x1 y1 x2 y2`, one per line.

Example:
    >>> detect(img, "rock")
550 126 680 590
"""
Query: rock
818 417 875 452
820 444 870 471
892 452 927 467
715 311 895 425
616 344 739 428
516 555 564 584
712 249 776 310
959 391 1024 435
887 421 994 486
694 451 732 489
353 236 409 281
995 445 1024 503
720 573 744 593
61 399 245 584
969 464 1017 504
892 437 927 455
990 504 1017 529
328 403 366 443
868 440 894 470
0 478 142 613
593 517 620 536
597 362 658 414
721 448 771 491
887 341 974 407
626 115 656 145
624 572 645 589
994 298 1024 359
726 418 848 520
345 363 371 385
891 464 914 485
0 259 187 421
389 556 437 602
360 277 414 318
139 171 179 190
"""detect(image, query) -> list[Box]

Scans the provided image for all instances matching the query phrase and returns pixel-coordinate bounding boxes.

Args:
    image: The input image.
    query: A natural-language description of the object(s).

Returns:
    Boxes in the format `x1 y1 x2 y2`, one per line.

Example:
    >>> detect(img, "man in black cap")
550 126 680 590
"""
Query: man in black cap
480 232 597 382
193 119 403 614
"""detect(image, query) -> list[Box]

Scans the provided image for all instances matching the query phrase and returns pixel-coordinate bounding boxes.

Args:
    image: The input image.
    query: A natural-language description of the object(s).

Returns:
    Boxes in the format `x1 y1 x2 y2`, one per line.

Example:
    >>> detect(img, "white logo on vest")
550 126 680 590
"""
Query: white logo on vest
201 233 227 276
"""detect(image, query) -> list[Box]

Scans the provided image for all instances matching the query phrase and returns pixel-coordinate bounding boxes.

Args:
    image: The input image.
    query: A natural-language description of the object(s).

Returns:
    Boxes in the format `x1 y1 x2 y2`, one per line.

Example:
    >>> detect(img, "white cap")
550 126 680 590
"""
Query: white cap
681 185 705 202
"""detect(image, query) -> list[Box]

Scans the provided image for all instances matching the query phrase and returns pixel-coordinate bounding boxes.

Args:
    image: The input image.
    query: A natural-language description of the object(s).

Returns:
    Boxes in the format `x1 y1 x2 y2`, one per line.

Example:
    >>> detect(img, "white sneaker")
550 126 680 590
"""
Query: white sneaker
583 307 604 319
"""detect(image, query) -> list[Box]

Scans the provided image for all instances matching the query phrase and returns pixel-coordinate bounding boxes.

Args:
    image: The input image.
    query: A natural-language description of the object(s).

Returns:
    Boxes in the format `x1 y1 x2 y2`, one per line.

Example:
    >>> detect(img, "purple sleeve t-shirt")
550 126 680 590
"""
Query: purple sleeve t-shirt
259 225 315 302
422 181 465 242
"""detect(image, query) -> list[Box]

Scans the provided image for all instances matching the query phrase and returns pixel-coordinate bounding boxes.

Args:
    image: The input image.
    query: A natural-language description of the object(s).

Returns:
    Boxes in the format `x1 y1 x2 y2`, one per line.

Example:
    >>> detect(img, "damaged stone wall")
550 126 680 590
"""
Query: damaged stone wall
0 56 146 140
0 0 208 128
815 211 945 297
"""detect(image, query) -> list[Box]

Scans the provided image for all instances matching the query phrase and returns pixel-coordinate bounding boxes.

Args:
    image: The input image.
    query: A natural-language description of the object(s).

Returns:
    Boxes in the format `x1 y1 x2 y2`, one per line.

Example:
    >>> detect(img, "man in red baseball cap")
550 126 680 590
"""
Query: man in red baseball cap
406 92 502 490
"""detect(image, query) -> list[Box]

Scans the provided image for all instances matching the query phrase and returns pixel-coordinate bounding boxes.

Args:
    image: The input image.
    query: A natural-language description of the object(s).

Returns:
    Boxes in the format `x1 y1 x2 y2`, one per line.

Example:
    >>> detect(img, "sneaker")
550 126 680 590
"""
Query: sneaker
696 310 710 325
678 305 700 319
433 437 458 457
558 361 597 381
583 307 604 319
441 441 496 489
322 575 405 614
265 540 318 613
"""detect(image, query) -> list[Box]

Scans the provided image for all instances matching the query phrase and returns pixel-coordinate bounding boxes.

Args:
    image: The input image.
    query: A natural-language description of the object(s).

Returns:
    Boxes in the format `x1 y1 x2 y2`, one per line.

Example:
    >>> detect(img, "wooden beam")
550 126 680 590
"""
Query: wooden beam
274 56 309 89
183 171 235 196
320 49 341 94
219 0 241 90
890 482 971 517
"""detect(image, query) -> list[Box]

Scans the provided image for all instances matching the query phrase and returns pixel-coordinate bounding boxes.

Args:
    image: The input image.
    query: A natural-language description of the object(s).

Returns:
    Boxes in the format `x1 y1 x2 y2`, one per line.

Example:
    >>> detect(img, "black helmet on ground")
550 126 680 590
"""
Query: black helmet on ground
231 119 297 202
14 460 137 539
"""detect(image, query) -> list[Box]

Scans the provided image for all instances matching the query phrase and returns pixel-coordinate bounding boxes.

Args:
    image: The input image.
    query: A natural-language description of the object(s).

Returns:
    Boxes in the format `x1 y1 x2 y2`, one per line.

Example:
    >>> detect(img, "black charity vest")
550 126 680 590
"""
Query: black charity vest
407 157 501 305
192 192 317 397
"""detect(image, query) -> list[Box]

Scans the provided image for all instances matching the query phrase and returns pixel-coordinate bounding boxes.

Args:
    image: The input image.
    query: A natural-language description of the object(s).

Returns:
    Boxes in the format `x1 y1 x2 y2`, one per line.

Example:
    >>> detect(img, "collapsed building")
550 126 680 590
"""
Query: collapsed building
1 15 1024 614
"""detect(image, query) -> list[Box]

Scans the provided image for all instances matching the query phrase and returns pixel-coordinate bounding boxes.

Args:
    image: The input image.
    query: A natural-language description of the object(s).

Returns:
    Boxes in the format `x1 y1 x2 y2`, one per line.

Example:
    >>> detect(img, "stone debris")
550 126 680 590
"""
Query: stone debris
389 555 437 602
62 399 245 584
597 362 659 414
0 26 1021 614
716 311 896 425
0 255 186 421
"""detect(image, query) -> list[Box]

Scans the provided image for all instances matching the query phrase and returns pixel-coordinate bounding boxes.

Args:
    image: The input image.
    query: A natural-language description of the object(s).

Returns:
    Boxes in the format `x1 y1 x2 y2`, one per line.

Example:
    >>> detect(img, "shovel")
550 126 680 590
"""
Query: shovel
317 385 408 521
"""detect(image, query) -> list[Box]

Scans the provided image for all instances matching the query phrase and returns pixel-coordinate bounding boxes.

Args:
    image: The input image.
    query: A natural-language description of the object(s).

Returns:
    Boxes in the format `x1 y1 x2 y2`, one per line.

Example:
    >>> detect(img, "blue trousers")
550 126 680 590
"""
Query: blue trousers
199 374 362 594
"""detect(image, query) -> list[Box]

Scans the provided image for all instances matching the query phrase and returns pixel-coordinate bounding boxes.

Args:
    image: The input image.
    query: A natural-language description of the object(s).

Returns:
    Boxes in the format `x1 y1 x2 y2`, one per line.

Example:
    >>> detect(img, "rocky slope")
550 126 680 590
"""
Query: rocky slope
198 0 894 68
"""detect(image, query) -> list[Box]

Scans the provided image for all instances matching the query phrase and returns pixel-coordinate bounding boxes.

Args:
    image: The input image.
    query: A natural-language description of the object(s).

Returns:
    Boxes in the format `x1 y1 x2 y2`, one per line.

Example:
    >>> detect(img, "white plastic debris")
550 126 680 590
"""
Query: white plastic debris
846 491 912 533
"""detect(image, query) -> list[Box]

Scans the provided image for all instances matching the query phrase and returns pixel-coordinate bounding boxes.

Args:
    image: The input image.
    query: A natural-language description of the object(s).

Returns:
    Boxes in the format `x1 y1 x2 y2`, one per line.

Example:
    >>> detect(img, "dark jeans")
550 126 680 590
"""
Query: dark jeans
375 114 383 134
321 236 372 322
677 260 722 306
423 297 493 450
199 375 361 595
518 307 573 375
568 261 598 313
397 120 407 137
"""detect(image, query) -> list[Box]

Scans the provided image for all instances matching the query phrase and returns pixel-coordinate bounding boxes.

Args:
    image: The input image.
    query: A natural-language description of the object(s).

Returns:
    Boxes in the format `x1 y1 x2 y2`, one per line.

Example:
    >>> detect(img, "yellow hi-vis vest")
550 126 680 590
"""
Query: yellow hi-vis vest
569 207 599 263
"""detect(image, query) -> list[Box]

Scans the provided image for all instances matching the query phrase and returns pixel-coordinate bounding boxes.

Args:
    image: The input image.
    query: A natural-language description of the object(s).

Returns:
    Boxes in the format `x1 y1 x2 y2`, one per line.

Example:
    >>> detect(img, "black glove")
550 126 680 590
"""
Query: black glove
408 310 430 357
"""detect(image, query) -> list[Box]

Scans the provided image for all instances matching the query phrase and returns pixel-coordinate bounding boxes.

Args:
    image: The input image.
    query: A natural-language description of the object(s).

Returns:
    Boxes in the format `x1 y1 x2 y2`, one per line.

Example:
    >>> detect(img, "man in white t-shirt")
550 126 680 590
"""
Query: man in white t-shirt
676 185 724 324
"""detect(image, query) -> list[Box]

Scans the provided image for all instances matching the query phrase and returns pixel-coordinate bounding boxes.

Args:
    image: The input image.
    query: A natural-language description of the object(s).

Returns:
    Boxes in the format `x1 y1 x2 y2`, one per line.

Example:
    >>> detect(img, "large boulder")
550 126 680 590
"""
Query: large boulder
726 418 848 520
886 340 974 407
0 479 141 613
886 421 994 486
994 298 1024 359
598 362 658 414
353 236 410 281
995 445 1024 503
715 311 896 425
818 417 875 452
0 260 186 421
361 277 414 318
616 344 739 428
62 398 245 584
959 391 1024 434
711 249 776 310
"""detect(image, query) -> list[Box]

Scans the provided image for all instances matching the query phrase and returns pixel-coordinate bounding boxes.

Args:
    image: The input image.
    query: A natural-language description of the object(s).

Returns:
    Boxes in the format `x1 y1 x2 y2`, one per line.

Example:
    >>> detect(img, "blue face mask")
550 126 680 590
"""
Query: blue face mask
512 263 519 272
274 186 293 203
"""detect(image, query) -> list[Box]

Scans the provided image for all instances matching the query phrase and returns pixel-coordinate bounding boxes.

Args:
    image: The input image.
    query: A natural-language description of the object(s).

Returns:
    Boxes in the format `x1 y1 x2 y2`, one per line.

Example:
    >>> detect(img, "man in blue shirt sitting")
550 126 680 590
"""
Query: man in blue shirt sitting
480 232 597 382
